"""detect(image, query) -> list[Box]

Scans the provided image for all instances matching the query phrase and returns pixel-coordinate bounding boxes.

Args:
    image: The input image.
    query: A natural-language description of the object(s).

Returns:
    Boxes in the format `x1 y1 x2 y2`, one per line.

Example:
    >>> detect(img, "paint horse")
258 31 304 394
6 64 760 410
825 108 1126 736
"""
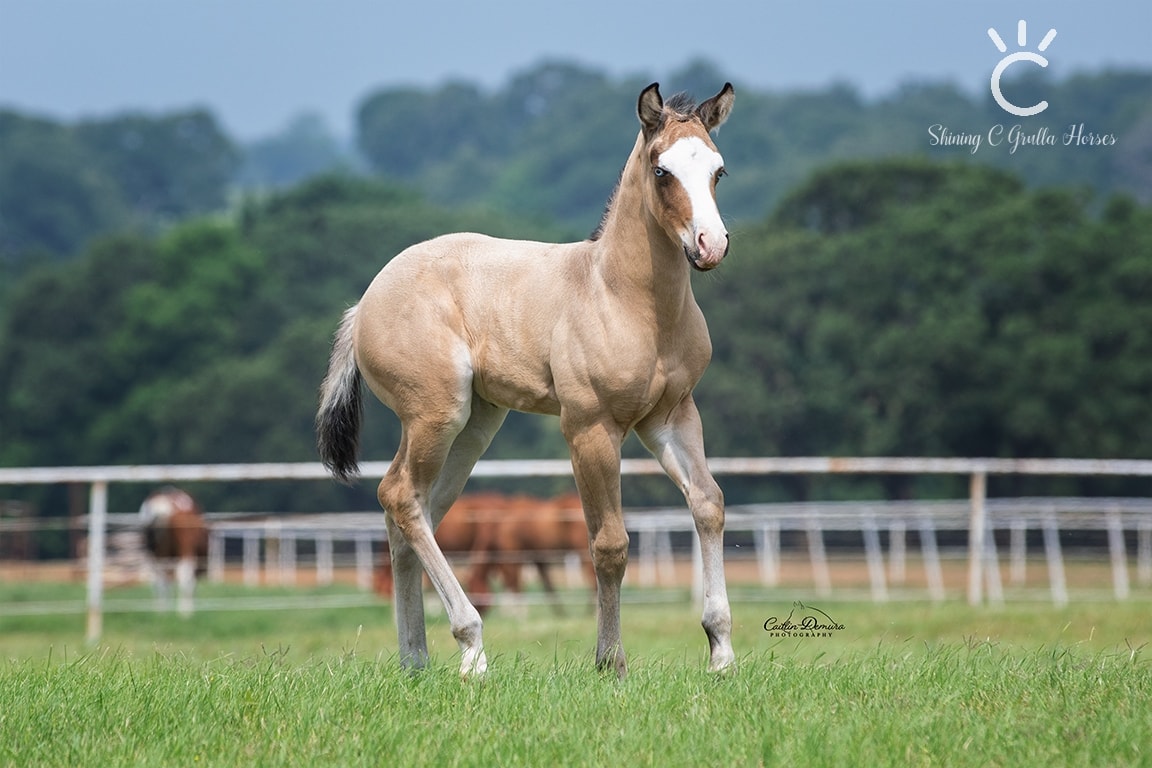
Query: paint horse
373 492 594 614
318 82 737 678
139 487 209 616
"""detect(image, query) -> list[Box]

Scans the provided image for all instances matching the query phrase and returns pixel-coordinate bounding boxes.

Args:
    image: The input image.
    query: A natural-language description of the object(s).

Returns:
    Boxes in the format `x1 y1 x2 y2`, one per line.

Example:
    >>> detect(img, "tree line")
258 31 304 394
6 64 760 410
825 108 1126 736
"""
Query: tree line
3 158 1151 511
2 59 1149 271
2 60 1151 516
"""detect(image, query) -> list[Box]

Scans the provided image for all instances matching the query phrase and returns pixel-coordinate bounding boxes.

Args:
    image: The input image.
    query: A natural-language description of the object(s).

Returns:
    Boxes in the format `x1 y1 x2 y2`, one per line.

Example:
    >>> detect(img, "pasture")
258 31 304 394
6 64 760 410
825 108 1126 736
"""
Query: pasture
2 582 1150 766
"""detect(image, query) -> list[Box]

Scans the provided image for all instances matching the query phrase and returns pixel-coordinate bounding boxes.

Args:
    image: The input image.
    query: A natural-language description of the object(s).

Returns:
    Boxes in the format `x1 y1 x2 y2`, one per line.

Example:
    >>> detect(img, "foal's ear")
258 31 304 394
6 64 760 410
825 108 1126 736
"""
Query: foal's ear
696 82 735 132
637 82 664 137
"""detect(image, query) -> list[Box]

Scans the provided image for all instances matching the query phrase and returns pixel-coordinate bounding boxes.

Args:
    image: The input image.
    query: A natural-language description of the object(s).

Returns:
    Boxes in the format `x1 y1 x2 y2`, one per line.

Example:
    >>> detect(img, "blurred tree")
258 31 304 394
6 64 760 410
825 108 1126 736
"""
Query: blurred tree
697 159 1152 470
352 61 1152 229
0 234 157 466
0 112 129 261
357 81 502 178
0 175 573 506
0 109 238 270
75 109 238 221
3 149 1152 509
237 112 353 189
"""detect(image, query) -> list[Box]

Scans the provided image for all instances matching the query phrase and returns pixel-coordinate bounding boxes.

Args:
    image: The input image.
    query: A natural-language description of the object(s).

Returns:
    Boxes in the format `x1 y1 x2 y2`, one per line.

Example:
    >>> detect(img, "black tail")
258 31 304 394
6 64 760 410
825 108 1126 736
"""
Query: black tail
316 305 364 484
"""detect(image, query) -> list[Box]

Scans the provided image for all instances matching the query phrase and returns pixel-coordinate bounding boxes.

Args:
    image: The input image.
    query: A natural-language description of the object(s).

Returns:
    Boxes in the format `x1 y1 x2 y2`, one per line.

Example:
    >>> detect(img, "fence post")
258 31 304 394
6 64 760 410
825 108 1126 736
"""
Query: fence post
355 534 374 591
754 522 780 586
1106 507 1130 599
316 532 334 586
85 481 108 645
207 531 224 583
1042 511 1069 607
243 531 260 586
638 529 657 587
888 519 906 584
983 515 1004 605
807 517 832 596
967 471 987 606
1009 518 1027 585
862 513 888 602
1138 521 1152 585
918 517 945 602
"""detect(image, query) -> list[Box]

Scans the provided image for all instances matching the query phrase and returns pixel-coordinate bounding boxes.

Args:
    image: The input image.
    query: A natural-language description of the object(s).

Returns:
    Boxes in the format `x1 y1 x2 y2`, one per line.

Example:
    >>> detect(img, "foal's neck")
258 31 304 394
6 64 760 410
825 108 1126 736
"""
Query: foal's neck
591 133 693 307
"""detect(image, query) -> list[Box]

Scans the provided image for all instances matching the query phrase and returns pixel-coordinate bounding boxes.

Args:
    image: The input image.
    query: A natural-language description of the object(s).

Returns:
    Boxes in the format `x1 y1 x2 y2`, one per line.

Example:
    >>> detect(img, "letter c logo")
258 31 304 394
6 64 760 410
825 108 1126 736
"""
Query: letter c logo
990 51 1049 117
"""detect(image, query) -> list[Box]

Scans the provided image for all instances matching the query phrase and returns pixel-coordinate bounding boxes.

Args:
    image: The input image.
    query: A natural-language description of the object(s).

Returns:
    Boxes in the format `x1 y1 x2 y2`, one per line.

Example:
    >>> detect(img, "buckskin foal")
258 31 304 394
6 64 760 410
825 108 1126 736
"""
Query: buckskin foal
317 82 737 678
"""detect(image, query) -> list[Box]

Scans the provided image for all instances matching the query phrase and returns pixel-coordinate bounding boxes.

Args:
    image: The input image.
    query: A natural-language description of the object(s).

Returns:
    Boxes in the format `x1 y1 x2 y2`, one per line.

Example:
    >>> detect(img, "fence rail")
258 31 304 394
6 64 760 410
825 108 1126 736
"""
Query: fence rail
4 457 1152 643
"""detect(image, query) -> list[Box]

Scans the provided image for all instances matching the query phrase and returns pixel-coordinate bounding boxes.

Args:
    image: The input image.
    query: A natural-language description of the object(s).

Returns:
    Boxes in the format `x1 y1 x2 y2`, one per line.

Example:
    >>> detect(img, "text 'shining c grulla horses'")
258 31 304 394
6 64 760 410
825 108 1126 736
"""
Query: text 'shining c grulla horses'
317 82 736 678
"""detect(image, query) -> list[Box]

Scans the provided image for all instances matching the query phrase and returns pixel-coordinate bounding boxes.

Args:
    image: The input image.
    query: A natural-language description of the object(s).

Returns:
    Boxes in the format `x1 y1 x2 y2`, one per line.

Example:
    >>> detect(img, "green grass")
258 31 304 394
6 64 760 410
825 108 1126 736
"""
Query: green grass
2 583 1152 766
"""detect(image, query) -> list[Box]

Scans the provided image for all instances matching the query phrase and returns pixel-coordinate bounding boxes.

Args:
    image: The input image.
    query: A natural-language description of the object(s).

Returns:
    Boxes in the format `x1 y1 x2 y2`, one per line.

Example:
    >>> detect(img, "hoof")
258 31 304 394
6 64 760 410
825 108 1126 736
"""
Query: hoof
596 646 627 679
460 646 488 678
708 649 736 673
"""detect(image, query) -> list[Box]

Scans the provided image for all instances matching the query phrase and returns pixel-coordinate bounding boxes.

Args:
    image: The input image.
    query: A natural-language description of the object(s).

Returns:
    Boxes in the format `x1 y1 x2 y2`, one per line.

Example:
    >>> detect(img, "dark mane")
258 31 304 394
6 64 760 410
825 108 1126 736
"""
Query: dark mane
588 91 697 242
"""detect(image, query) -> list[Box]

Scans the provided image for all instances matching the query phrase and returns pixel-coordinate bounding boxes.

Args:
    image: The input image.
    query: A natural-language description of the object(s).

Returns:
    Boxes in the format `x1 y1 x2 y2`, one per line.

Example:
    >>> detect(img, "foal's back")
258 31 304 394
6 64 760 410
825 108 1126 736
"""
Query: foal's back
355 232 596 417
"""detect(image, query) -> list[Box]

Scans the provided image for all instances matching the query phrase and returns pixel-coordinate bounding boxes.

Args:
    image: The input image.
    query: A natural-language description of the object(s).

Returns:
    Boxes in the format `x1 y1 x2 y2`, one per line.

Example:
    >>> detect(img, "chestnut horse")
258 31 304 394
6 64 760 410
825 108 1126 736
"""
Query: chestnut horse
139 487 209 616
373 492 501 607
318 82 736 677
374 492 594 614
468 492 594 613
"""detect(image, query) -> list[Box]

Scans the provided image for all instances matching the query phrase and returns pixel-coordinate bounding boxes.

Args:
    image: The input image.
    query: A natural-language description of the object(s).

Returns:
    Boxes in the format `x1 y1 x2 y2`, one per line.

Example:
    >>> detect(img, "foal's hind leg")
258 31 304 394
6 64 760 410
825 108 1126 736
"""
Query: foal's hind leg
384 396 507 676
638 397 735 672
385 514 428 668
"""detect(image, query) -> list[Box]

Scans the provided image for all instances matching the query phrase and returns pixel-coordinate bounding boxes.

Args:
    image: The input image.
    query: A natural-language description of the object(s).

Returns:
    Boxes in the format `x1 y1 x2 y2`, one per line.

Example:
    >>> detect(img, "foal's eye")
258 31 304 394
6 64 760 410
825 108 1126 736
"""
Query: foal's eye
653 166 668 178
716 167 728 181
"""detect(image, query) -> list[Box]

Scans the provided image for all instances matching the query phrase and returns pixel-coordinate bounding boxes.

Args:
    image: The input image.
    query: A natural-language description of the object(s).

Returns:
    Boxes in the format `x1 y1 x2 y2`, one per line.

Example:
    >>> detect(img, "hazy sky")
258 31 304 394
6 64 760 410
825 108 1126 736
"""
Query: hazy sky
2 0 1149 140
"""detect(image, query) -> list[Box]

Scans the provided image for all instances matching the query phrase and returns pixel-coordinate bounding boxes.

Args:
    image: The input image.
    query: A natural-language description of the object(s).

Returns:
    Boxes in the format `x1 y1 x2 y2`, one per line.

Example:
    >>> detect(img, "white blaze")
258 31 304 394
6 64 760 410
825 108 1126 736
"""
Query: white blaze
656 136 727 262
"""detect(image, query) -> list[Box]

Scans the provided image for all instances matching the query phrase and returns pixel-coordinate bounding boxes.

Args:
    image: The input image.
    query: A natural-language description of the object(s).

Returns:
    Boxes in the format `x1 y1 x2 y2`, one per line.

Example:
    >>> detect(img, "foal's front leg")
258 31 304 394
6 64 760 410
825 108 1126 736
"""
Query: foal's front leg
638 398 735 672
564 418 629 677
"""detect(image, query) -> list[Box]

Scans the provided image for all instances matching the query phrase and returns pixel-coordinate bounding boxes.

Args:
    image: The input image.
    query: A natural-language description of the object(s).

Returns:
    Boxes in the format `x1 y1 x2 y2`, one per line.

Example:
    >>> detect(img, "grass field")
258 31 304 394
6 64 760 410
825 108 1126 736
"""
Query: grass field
2 582 1151 766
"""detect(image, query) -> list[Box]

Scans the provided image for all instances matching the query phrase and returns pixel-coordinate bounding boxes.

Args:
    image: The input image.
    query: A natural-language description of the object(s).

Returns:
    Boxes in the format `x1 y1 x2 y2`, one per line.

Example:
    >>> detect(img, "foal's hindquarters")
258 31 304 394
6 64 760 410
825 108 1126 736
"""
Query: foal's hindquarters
353 248 524 675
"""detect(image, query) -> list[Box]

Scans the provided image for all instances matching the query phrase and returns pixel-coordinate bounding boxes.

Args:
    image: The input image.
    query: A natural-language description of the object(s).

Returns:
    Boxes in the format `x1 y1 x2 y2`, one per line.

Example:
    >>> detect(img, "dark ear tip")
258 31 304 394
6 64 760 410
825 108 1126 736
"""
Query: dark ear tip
638 82 665 128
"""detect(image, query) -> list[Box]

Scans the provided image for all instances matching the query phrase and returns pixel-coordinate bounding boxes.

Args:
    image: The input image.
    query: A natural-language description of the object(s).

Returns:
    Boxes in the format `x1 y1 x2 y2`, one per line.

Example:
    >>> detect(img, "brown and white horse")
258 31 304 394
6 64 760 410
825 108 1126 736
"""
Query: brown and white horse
139 487 209 616
317 82 736 677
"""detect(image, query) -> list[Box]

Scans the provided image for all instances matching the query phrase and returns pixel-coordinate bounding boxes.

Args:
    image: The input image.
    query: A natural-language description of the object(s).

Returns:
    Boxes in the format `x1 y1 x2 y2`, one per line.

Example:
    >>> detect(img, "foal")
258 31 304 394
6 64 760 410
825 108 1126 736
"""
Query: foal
318 82 736 677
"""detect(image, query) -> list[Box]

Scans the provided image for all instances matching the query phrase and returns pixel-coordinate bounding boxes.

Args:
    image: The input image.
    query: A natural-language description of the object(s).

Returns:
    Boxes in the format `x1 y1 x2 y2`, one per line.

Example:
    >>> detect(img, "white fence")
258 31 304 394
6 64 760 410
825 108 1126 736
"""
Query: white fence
4 457 1152 643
